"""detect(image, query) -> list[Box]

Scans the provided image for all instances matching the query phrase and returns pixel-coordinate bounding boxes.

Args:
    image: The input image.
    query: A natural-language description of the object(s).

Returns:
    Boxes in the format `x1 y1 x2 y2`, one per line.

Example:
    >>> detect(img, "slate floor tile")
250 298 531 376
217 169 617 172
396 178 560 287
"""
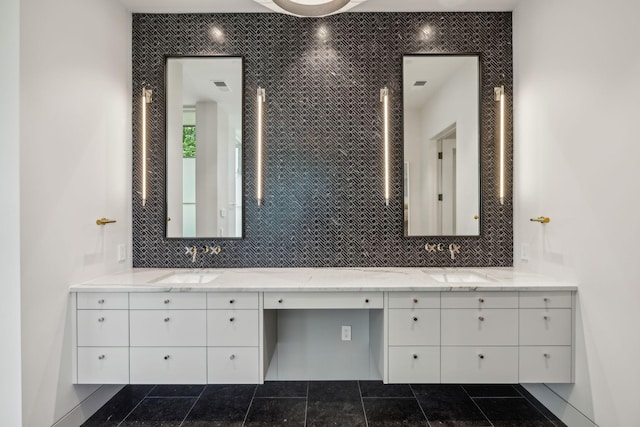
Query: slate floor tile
119 397 196 427
81 385 153 427
462 384 521 398
181 384 256 426
306 381 366 427
254 381 308 398
473 397 556 427
412 384 491 427
359 380 414 398
363 398 429 427
244 398 307 427
147 384 205 397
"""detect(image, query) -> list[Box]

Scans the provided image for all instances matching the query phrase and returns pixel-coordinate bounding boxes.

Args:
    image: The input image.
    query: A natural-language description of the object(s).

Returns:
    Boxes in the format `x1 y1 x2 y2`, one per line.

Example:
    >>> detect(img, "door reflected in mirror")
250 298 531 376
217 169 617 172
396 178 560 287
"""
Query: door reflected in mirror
165 56 243 238
403 54 480 236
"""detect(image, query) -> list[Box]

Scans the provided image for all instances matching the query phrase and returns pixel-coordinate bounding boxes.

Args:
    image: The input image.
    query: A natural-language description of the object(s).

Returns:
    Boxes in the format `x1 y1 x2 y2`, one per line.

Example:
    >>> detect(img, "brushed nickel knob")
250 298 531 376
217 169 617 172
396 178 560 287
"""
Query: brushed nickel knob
365 299 370 303
544 353 550 358
229 317 235 322
544 298 549 302
412 354 418 359
229 299 235 304
98 299 105 304
413 298 418 304
164 317 170 322
229 354 236 360
478 316 485 321
479 354 485 359
278 299 283 303
164 355 170 360
164 299 170 304
98 355 105 360
412 316 418 322
543 316 549 320
98 317 105 322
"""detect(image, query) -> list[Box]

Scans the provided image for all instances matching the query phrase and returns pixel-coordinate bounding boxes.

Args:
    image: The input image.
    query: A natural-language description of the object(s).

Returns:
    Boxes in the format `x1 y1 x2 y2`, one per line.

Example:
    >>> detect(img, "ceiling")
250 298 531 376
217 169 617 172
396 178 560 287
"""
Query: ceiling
118 0 521 14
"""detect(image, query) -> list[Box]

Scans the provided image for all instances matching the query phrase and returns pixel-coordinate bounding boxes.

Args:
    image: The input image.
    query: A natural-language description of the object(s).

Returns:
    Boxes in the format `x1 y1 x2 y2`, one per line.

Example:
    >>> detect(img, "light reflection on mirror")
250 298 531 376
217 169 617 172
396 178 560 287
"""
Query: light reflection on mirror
403 54 480 237
166 56 243 239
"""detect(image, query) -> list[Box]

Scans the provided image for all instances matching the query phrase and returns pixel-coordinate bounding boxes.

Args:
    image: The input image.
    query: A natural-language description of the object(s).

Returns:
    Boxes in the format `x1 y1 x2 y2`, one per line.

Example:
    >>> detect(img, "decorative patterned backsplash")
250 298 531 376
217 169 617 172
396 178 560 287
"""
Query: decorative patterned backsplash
132 12 513 268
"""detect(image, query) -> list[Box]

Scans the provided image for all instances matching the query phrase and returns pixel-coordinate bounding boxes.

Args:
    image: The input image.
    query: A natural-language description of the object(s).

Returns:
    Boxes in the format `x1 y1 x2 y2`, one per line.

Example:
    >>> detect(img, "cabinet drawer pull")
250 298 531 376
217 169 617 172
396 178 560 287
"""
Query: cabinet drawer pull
229 317 235 322
543 353 550 358
98 317 105 322
413 298 418 304
543 316 549 320
478 354 485 359
164 355 170 360
98 299 105 304
478 298 485 303
478 316 485 321
229 354 236 360
278 299 283 303
98 354 105 360
412 353 418 359
164 299 170 304
412 316 418 322
543 298 549 303
164 317 170 322
365 298 370 303
229 299 235 304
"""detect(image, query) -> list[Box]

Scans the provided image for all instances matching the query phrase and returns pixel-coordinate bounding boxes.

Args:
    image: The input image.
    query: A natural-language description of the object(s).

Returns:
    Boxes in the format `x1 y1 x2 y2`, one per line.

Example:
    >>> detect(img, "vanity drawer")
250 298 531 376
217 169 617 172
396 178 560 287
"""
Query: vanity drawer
519 309 572 345
77 347 129 384
207 310 259 346
77 292 128 310
388 292 440 309
519 292 572 308
77 310 129 347
129 292 206 310
519 346 572 383
130 347 207 384
441 292 518 309
130 310 206 346
441 346 518 383
388 309 440 346
263 292 383 309
388 346 440 383
208 347 260 384
207 292 259 310
441 309 518 346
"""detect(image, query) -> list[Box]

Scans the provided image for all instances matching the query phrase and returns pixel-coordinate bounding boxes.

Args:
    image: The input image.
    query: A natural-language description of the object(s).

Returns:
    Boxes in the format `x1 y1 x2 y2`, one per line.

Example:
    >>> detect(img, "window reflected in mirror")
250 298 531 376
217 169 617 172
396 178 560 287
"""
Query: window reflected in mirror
166 56 243 239
403 54 480 237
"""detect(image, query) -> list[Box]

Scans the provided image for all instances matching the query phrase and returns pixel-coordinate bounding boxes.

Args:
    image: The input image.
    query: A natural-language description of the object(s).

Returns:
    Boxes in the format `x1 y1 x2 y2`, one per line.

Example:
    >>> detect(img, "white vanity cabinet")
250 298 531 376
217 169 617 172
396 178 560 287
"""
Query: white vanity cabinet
129 293 207 384
75 293 129 384
206 292 261 384
71 273 575 386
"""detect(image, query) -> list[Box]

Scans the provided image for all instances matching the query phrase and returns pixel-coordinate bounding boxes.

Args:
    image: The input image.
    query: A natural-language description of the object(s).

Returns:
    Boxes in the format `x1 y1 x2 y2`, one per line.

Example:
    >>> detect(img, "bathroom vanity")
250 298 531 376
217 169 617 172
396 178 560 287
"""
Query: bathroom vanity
69 268 576 385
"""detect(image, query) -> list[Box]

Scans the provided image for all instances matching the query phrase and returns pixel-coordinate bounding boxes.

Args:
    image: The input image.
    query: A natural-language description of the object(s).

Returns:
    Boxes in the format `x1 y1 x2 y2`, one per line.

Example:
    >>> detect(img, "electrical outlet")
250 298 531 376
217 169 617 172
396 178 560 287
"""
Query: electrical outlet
341 325 351 341
117 244 127 263
520 243 529 261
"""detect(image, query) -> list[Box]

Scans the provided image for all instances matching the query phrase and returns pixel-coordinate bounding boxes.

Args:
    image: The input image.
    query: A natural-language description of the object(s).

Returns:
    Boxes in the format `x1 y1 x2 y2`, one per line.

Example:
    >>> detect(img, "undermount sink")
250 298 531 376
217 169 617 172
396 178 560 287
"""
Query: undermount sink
152 271 221 284
427 272 493 283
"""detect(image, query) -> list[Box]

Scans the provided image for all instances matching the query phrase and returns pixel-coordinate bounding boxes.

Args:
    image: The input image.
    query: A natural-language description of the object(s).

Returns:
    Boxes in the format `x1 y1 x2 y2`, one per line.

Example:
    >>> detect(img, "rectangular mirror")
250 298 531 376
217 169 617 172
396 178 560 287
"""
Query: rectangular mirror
165 56 243 239
403 54 480 236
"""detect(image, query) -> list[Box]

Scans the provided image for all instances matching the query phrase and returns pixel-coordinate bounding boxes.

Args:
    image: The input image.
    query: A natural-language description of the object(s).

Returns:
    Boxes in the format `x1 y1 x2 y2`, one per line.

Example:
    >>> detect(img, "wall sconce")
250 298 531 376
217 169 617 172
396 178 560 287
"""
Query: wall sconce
380 87 390 206
256 87 266 206
494 85 505 205
141 88 152 207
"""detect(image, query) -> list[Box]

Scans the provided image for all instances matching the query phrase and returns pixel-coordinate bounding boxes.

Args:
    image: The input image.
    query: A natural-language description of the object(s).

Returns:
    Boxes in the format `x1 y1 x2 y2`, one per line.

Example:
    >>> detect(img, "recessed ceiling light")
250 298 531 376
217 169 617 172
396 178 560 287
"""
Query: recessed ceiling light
253 0 369 17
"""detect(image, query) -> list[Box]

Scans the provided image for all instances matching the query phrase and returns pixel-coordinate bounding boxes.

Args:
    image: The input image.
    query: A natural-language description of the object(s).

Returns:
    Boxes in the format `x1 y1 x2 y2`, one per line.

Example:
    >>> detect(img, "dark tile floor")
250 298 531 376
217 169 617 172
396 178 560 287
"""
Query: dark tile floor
82 382 565 427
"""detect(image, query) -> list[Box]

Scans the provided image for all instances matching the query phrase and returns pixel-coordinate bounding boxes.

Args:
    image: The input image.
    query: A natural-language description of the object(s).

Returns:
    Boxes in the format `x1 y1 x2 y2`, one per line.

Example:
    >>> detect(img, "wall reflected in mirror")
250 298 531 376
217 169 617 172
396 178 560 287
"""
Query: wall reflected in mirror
403 54 480 236
166 56 243 238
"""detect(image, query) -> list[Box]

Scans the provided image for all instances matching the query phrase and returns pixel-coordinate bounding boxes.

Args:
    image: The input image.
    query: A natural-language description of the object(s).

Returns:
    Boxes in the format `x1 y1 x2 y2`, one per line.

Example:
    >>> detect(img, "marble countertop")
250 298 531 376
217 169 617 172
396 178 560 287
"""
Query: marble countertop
69 267 577 292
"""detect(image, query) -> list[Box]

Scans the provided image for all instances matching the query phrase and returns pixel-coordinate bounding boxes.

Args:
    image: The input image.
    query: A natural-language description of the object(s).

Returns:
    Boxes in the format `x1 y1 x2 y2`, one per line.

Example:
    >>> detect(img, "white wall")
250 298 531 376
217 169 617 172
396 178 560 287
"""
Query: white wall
0 0 23 425
20 0 132 425
513 0 640 425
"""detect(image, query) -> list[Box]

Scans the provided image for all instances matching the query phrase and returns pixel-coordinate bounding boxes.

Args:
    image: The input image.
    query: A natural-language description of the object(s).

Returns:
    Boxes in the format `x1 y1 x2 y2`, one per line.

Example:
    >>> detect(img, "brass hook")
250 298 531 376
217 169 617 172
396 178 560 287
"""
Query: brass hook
530 216 550 224
96 218 116 226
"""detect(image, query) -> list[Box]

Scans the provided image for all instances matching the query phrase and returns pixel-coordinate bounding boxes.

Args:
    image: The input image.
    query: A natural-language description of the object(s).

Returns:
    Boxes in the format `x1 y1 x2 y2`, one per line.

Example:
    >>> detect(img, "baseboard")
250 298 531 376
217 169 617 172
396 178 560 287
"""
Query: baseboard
52 385 124 427
522 384 598 427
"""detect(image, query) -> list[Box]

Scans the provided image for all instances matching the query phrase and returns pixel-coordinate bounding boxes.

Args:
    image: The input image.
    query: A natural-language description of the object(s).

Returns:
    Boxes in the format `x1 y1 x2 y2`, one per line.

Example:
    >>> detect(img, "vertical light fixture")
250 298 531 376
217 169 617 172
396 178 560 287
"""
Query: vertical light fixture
141 88 152 206
494 85 505 205
256 87 266 205
380 87 390 206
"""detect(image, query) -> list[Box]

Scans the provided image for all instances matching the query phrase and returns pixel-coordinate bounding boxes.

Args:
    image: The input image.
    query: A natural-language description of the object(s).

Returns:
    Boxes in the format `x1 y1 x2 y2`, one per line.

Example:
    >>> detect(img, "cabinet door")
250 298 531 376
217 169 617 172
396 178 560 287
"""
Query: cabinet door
208 347 260 384
130 347 206 384
441 346 518 383
130 310 206 346
388 346 440 383
519 346 572 383
207 310 259 346
519 309 572 346
441 309 518 346
77 310 129 347
77 347 129 384
388 309 440 346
